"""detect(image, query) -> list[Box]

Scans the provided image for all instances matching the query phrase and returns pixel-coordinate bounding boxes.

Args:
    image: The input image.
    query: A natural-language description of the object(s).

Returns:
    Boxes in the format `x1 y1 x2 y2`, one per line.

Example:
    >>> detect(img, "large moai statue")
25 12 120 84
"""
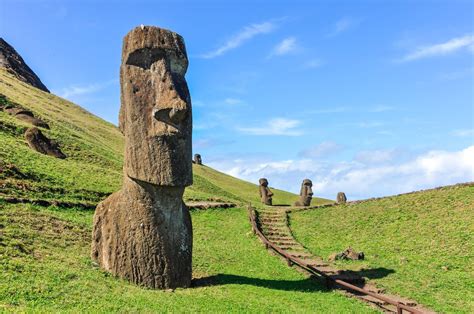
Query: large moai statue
294 179 313 207
337 192 347 204
194 153 202 165
259 178 273 205
91 26 193 289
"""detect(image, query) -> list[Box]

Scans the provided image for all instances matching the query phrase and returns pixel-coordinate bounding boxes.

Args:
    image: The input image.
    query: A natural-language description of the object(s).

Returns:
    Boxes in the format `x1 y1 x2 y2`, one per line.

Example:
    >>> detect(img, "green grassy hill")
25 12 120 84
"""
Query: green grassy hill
289 184 474 313
0 68 310 207
1 69 373 312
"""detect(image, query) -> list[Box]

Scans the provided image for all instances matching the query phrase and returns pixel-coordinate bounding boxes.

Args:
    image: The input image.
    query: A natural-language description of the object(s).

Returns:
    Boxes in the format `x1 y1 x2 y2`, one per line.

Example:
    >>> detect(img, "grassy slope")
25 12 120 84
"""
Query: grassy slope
290 184 474 313
0 68 314 206
0 202 374 313
0 70 364 311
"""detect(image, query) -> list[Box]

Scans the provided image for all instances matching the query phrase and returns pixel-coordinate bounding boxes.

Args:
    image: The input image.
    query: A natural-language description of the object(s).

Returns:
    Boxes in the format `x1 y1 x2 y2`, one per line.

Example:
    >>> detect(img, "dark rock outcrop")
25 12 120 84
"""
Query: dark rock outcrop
92 26 193 289
0 38 49 92
4 106 49 129
24 127 65 159
329 247 365 261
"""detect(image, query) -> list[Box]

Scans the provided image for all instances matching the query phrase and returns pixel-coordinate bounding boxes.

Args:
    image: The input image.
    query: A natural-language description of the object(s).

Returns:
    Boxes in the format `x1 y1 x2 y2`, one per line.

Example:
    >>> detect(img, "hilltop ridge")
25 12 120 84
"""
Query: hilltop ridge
0 68 313 207
0 38 49 93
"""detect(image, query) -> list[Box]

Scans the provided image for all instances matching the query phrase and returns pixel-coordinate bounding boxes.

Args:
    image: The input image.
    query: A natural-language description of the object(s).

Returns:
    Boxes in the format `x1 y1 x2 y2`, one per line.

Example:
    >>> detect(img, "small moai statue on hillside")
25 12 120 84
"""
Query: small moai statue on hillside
294 179 313 207
91 26 193 289
194 153 202 165
337 192 347 204
259 178 273 205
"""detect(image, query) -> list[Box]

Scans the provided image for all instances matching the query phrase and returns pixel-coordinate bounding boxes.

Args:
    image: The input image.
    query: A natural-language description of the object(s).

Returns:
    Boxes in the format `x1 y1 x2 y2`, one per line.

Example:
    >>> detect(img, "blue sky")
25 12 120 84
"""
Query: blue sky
1 0 473 199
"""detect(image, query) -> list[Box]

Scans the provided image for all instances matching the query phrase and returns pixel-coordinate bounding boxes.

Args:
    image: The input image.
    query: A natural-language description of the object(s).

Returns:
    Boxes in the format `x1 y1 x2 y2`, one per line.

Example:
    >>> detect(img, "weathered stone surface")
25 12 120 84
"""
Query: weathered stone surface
0 38 49 92
92 26 193 289
4 106 50 129
119 26 192 186
337 192 347 204
24 127 65 159
329 247 364 261
193 153 202 165
259 178 273 205
294 179 313 207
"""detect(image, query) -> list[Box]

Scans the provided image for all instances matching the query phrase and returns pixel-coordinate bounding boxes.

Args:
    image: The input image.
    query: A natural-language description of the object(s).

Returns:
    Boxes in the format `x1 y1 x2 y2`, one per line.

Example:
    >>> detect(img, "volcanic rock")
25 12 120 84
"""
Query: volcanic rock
0 38 49 92
24 127 65 158
92 26 193 289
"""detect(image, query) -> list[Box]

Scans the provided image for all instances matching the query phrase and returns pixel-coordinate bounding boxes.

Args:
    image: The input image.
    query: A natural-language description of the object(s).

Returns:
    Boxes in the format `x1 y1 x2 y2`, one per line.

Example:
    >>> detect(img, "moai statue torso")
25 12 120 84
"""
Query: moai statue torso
92 26 193 289
259 178 273 205
337 192 347 204
294 179 313 207
194 153 202 165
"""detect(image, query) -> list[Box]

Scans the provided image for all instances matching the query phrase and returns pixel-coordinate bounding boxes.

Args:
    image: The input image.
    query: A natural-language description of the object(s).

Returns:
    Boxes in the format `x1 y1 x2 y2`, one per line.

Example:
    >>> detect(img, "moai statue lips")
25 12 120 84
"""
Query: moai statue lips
120 26 192 186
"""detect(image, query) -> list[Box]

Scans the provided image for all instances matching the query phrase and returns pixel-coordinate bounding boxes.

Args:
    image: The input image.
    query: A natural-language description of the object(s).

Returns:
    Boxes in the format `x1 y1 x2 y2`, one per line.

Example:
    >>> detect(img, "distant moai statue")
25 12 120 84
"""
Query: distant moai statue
92 26 193 289
294 179 313 206
337 192 347 204
194 153 202 165
259 178 273 205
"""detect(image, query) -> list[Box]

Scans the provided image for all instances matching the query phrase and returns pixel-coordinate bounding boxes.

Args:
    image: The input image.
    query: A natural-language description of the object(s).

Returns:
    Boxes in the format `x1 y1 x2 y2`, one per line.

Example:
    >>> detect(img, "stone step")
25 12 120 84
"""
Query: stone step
279 245 304 251
259 219 286 223
286 251 313 258
266 237 294 242
272 241 300 246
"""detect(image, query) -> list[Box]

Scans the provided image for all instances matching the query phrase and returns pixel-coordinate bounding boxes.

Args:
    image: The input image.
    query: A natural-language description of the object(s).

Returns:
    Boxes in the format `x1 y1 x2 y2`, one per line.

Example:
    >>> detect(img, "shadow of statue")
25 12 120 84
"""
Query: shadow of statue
192 267 395 292
192 274 327 292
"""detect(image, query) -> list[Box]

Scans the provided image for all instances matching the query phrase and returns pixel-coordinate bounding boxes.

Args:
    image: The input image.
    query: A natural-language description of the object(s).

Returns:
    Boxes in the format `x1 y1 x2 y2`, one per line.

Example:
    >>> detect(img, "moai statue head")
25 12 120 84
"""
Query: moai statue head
299 179 313 206
119 26 192 186
194 153 202 165
259 178 273 205
337 192 347 204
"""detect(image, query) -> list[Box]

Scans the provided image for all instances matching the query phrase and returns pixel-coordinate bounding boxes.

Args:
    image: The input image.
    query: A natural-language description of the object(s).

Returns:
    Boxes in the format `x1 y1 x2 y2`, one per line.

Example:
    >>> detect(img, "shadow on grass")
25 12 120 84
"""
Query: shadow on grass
354 267 395 280
192 274 327 292
192 267 395 292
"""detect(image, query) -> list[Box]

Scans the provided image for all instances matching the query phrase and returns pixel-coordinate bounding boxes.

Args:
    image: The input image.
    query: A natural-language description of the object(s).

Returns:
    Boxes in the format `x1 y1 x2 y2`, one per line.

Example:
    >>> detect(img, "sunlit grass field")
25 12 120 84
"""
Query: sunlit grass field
0 202 374 312
289 184 474 313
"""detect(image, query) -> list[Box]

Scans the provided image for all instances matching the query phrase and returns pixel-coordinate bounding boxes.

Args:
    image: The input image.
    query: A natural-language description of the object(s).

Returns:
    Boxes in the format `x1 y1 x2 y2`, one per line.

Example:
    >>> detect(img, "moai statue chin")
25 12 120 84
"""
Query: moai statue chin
259 178 273 205
294 179 313 207
91 26 193 289
337 192 347 204
194 153 202 165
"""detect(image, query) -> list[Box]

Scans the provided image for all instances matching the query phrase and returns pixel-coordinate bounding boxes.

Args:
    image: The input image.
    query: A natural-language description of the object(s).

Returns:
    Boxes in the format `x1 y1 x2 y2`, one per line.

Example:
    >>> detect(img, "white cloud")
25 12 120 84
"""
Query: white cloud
452 129 474 137
55 79 117 99
269 37 298 57
237 118 303 136
355 149 398 164
327 18 359 37
209 146 474 200
398 34 474 62
200 21 277 59
299 141 343 158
